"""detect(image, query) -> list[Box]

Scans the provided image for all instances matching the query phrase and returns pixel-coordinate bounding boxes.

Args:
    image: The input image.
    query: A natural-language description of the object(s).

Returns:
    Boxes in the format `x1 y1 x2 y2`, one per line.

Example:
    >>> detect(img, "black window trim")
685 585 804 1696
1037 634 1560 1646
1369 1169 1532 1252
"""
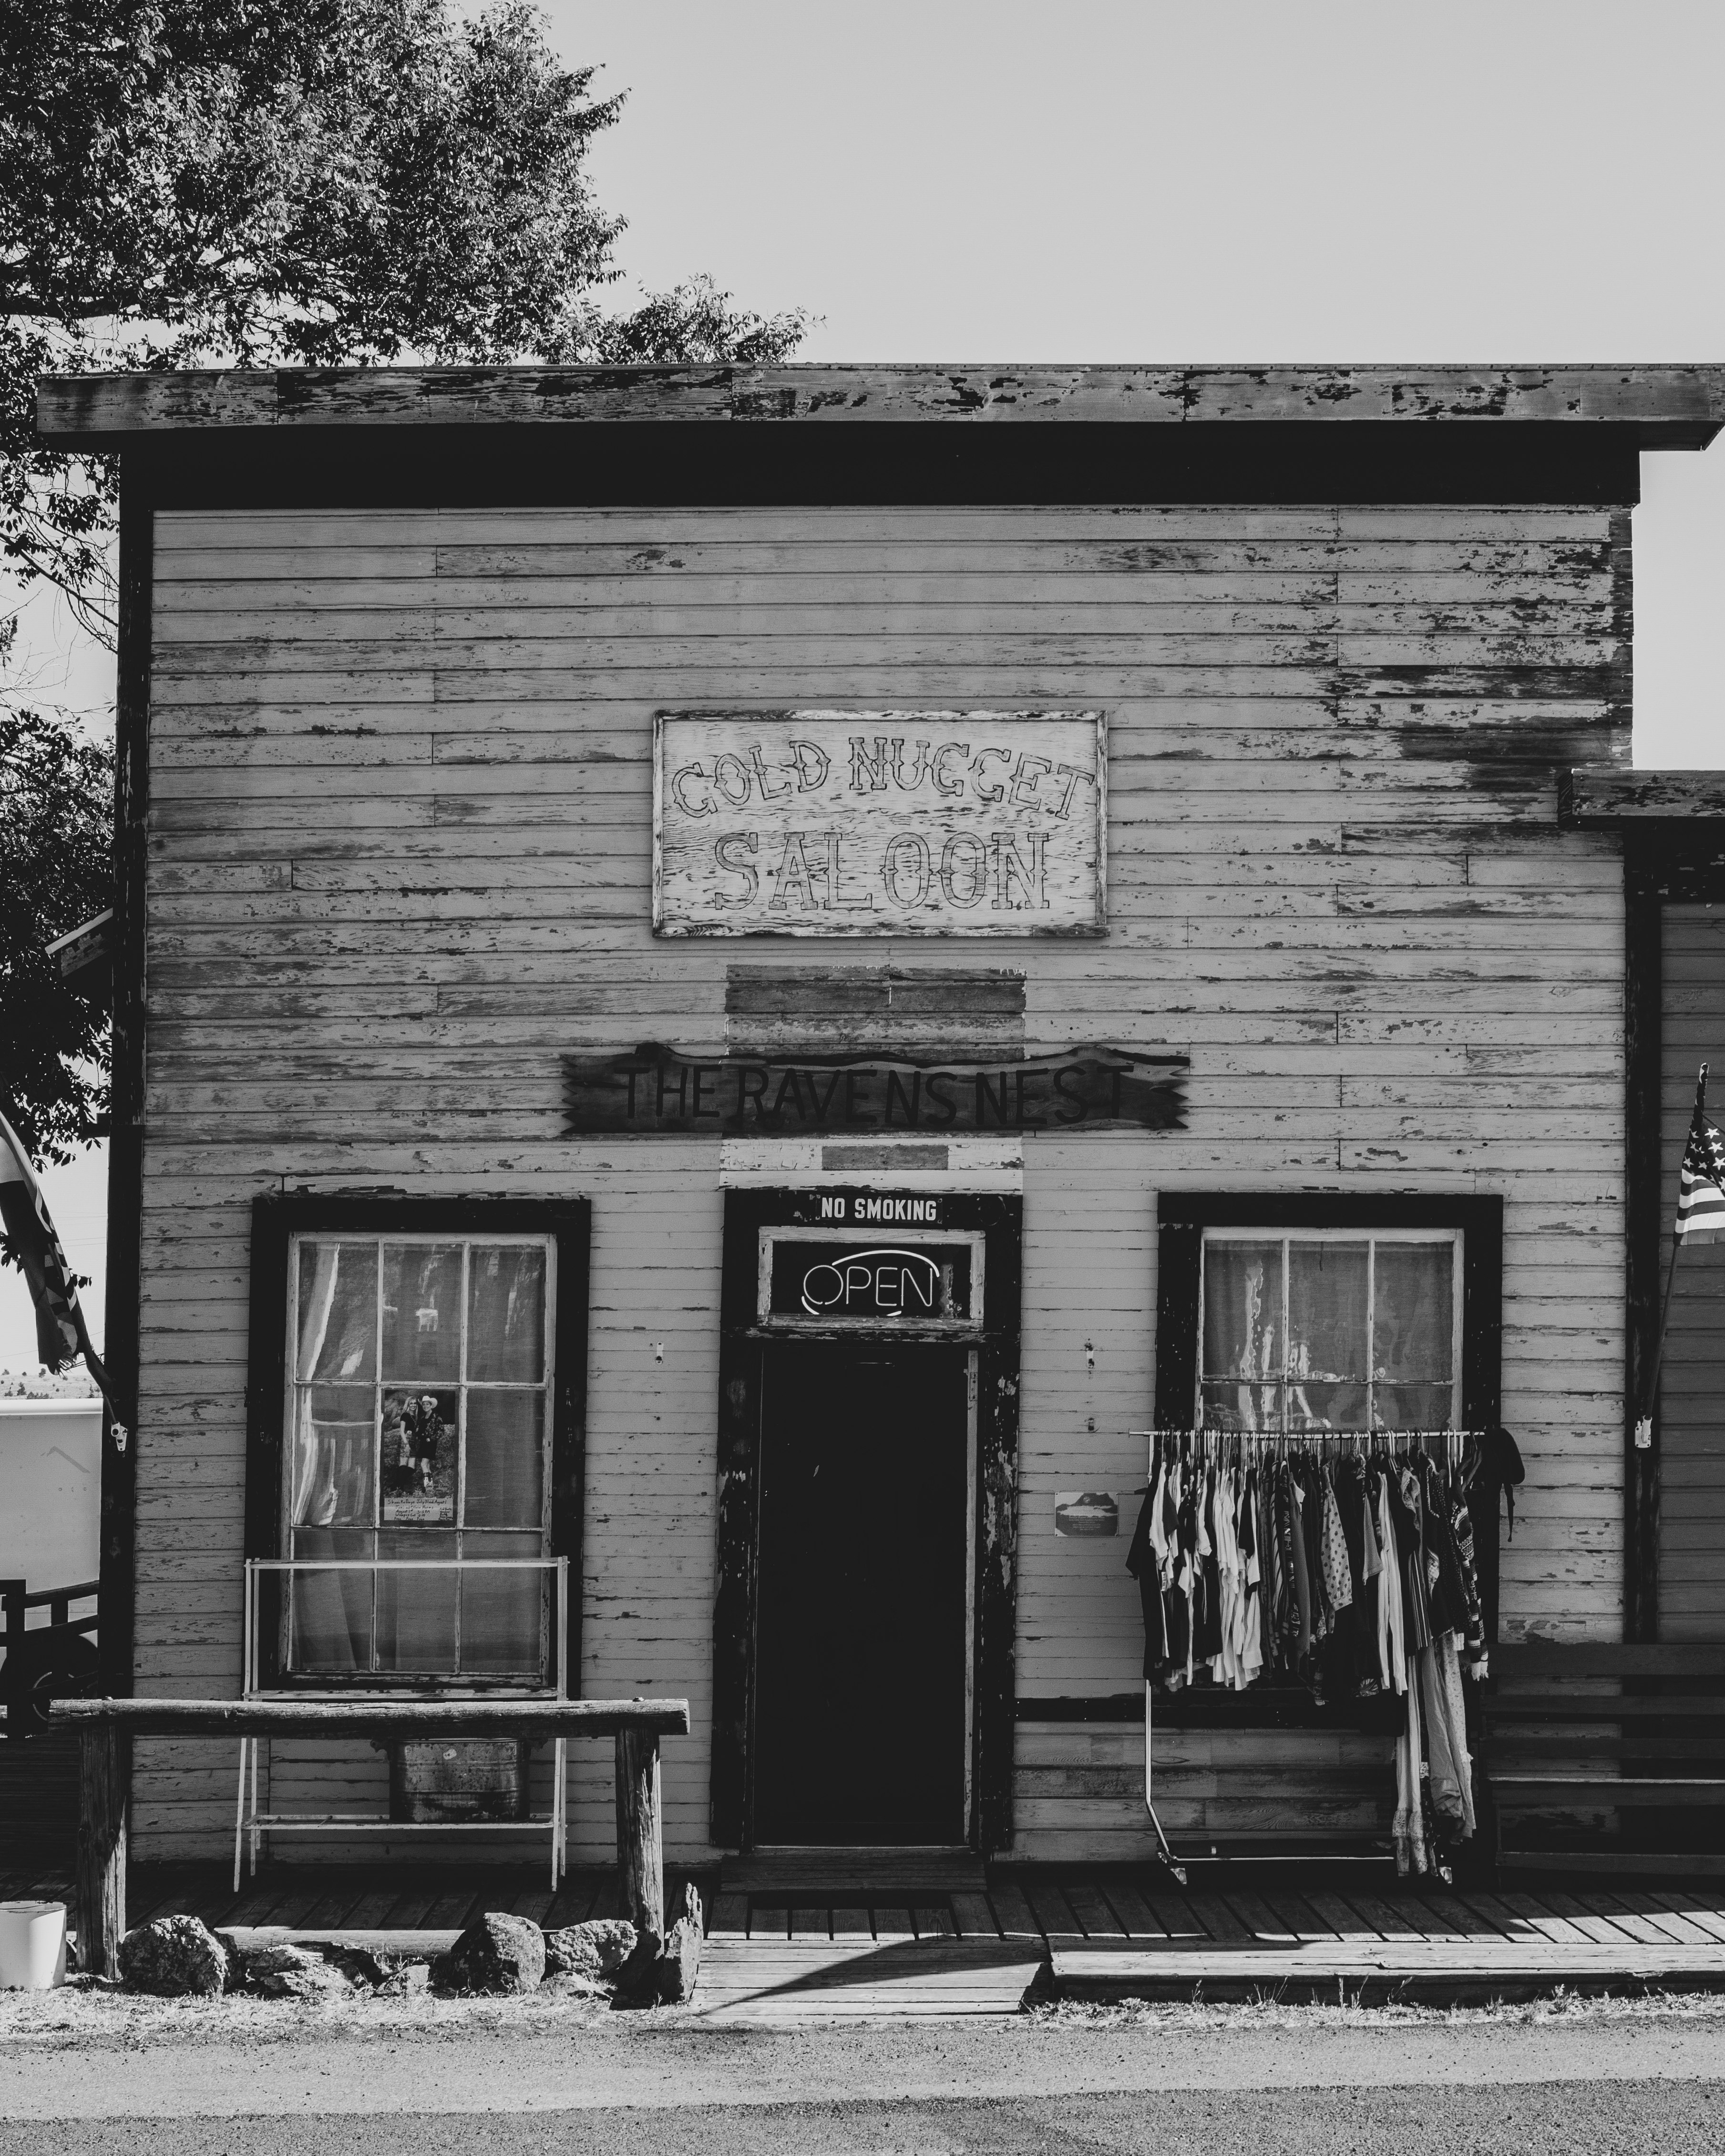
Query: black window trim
1154 1192 1502 1436
245 1191 591 1693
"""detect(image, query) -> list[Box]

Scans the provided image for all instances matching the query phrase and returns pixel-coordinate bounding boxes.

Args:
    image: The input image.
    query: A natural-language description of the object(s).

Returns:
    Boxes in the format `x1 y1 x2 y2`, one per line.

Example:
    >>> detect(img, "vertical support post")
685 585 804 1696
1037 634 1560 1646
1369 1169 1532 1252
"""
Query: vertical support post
1623 832 1663 1644
77 1722 129 1978
614 1725 664 1936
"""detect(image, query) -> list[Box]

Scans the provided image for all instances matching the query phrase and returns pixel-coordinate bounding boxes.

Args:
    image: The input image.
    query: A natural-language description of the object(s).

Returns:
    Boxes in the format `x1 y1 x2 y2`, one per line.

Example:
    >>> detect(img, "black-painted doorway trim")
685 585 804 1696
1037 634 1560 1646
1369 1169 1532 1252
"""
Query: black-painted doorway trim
709 1186 1023 1855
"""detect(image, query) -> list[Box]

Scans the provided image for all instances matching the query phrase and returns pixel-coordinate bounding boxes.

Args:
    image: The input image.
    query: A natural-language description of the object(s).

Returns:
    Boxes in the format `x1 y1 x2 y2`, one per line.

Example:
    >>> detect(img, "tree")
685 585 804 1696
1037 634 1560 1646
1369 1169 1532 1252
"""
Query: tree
0 0 811 1199
0 0 811 632
0 701 113 1169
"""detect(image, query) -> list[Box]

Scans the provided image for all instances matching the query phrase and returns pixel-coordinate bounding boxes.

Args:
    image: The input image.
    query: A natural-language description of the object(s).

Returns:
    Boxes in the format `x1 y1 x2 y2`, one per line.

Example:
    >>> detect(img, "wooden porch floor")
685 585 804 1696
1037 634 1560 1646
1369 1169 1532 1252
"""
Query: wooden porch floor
11 1861 1725 2017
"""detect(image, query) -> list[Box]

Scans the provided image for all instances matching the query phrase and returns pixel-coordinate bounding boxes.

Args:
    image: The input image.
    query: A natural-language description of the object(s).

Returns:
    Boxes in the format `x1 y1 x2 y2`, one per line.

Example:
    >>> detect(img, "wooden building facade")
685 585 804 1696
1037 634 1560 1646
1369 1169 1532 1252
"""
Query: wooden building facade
37 364 1725 1870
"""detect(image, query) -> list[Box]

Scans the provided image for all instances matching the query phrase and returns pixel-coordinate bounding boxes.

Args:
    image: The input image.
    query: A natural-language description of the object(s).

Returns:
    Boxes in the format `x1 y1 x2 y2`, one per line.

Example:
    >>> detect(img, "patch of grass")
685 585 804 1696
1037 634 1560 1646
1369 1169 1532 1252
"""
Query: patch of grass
0 1973 616 2050
1031 1986 1725 2033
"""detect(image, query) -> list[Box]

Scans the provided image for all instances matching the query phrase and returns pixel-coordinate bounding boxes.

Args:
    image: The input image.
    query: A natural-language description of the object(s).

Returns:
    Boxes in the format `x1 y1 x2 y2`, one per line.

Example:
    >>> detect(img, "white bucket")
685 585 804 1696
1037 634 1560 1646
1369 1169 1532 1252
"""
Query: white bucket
0 1901 68 1990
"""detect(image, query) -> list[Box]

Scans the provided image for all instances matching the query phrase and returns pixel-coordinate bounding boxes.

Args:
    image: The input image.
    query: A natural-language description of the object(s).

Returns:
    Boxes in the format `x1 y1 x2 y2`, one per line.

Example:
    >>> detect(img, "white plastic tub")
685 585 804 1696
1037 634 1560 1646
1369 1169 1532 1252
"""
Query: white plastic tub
0 1901 68 1989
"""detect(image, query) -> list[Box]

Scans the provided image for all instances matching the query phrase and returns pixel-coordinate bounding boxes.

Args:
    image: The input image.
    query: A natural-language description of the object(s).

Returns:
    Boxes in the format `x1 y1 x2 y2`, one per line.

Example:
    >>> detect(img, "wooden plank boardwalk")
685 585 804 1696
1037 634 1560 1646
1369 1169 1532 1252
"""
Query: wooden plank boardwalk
11 1861 1725 2018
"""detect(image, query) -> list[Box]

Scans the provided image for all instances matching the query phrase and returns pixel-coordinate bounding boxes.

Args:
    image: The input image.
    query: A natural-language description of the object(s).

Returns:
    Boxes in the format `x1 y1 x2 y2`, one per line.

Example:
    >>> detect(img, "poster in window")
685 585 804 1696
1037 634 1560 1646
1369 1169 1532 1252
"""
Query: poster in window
381 1390 456 1522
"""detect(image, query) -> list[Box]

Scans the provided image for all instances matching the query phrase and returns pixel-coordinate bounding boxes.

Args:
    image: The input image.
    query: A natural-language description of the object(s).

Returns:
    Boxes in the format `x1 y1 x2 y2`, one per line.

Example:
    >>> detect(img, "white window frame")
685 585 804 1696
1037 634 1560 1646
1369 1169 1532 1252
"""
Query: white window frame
1195 1224 1463 1433
281 1229 558 1682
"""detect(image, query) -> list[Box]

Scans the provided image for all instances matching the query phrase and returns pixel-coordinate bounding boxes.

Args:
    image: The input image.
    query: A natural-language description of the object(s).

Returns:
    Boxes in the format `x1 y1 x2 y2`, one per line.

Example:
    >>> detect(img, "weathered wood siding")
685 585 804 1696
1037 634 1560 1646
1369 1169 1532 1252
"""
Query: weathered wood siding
135 502 1630 1863
1659 905 1725 1642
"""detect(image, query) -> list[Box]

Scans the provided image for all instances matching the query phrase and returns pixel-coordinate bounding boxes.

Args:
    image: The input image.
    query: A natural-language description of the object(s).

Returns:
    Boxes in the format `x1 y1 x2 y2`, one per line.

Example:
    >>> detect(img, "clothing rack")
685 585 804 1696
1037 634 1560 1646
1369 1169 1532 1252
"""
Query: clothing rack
1129 1427 1491 1885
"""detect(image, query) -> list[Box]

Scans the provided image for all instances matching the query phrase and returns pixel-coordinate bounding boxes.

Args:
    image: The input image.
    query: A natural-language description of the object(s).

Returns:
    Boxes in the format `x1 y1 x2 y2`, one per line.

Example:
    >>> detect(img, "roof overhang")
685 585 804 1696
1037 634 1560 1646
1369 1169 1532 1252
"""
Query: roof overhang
1562 769 1725 825
35 363 1725 451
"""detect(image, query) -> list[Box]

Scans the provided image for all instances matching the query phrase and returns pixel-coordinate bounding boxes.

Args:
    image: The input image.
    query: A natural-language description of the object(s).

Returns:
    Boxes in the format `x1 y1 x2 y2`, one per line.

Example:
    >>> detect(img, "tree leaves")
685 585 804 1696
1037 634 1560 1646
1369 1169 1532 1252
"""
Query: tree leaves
0 0 811 625
0 705 113 1170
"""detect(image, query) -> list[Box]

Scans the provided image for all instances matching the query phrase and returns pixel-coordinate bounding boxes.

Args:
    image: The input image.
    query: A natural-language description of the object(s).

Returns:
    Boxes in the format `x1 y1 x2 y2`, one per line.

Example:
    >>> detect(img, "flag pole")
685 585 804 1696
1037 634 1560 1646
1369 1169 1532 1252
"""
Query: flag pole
1636 1063 1709 1451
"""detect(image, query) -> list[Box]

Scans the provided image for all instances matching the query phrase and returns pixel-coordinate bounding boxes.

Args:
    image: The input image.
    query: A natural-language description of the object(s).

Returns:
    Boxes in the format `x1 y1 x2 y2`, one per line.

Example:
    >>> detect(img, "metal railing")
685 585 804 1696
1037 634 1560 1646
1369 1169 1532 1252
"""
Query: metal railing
0 1577 100 1738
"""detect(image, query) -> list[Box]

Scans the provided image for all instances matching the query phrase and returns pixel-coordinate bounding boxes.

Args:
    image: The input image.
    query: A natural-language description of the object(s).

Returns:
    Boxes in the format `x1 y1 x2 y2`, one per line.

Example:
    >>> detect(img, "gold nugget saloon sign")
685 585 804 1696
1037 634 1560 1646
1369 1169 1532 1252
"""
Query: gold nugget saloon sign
653 709 1106 936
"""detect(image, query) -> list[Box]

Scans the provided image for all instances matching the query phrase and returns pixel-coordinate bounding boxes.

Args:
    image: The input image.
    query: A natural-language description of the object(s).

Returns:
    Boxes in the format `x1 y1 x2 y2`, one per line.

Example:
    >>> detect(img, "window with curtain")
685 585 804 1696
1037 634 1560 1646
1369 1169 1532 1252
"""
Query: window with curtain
1198 1230 1460 1433
285 1234 556 1680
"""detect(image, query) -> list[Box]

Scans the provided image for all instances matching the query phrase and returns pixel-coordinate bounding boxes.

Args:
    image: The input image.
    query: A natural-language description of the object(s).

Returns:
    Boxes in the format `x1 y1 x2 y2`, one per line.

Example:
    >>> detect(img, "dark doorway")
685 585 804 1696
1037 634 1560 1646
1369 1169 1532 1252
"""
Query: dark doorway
751 1339 970 1846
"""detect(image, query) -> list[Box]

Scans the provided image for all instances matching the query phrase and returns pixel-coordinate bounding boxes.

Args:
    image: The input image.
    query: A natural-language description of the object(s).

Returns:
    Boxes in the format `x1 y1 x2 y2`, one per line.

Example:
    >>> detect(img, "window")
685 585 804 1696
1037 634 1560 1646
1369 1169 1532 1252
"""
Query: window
1197 1229 1461 1433
281 1231 558 1682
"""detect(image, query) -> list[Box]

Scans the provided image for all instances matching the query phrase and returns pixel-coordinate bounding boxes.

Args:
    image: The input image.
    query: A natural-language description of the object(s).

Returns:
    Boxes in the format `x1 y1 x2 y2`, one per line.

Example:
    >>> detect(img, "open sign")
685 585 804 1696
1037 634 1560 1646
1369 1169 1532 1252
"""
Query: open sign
799 1248 947 1318
767 1237 976 1325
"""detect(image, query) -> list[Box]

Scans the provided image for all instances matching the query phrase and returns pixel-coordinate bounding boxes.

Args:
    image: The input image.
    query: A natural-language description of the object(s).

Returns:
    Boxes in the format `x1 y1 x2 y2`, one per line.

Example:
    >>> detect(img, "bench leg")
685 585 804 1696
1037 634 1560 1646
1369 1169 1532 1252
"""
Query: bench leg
615 1727 664 1936
76 1725 128 1979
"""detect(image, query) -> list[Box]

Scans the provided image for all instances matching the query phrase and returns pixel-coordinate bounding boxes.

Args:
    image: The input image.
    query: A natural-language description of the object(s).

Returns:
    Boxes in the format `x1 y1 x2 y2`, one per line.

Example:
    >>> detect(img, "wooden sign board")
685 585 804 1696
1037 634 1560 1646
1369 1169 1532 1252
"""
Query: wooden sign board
653 709 1106 936
561 1043 1187 1136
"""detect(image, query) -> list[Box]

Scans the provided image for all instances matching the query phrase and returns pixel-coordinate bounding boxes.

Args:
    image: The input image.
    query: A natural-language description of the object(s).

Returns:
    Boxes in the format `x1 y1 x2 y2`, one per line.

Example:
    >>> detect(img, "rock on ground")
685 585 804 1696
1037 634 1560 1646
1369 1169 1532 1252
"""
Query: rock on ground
657 1886 703 2005
544 1920 637 1982
225 1942 352 2000
117 1915 229 1997
432 1912 545 1995
612 1887 704 2010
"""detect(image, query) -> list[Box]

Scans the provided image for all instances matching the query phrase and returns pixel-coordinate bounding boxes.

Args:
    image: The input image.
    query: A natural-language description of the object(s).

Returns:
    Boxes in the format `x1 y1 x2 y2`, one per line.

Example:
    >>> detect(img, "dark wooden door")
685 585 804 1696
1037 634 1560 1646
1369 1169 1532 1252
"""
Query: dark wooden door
752 1339 969 1845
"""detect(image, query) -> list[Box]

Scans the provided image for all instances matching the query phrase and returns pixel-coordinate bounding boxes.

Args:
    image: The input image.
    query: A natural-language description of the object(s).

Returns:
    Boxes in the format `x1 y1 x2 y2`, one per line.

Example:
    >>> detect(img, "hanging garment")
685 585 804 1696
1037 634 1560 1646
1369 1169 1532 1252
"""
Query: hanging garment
1320 1471 1354 1614
1315 1466 1356 1699
1391 1465 1432 1654
1286 1469 1314 1675
1195 1466 1224 1668
1417 1631 1477 1842
1334 1455 1377 1698
1466 1425 1526 1646
1419 1455 1469 1641
1374 1470 1407 1695
1303 1461 1333 1644
1394 1648 1428 1877
1125 1455 1169 1678
1237 1467 1264 1686
1212 1467 1241 1688
1449 1476 1488 1673
1356 1466 1384 1695
1273 1464 1300 1676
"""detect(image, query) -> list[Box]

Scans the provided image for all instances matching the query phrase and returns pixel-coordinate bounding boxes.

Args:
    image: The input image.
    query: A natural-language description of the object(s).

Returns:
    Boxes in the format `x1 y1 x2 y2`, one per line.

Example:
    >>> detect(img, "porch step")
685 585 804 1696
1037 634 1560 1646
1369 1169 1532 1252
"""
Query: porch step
1050 1938 1725 2004
723 1850 986 1895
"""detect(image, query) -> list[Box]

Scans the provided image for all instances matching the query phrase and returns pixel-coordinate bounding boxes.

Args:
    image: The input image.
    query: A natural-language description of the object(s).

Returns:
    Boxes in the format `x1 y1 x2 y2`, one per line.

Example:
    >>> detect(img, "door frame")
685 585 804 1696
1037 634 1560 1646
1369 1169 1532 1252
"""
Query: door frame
1623 824 1725 1642
710 1187 1022 1853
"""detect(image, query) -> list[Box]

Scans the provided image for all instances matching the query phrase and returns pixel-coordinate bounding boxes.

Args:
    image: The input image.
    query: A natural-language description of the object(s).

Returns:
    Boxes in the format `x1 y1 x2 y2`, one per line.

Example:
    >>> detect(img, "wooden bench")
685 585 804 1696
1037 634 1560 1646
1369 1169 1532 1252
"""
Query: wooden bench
1482 1642 1725 1874
53 1695 689 1977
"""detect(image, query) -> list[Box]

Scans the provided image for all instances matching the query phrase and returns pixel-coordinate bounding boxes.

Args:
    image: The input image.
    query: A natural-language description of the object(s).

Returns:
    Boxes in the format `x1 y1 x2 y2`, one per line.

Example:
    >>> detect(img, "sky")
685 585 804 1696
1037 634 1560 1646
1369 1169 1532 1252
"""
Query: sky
5 0 1725 1368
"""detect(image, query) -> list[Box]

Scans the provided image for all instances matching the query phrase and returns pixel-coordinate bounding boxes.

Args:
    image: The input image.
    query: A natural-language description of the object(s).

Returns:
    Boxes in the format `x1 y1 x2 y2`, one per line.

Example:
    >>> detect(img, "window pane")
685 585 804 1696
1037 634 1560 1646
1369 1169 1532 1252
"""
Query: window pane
1374 1243 1454 1380
1202 1242 1283 1378
1286 1379 1370 1432
1288 1242 1369 1381
380 1388 458 1523
290 1386 375 1527
468 1246 546 1383
460 1535 544 1674
296 1242 377 1383
465 1390 545 1528
381 1244 463 1384
1376 1381 1455 1432
375 1530 457 1672
1200 1380 1282 1433
287 1528 374 1672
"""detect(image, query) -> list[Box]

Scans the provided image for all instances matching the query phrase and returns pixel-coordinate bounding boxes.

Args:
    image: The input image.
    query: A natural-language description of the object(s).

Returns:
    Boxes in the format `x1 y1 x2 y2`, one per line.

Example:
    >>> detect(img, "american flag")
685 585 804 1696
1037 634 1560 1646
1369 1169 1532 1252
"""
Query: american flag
1678 1066 1725 1245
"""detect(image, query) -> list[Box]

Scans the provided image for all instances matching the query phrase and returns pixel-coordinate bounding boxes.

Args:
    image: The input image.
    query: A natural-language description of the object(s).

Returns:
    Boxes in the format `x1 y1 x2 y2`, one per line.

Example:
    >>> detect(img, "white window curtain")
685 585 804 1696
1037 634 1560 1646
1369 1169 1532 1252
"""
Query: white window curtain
1200 1234 1457 1433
